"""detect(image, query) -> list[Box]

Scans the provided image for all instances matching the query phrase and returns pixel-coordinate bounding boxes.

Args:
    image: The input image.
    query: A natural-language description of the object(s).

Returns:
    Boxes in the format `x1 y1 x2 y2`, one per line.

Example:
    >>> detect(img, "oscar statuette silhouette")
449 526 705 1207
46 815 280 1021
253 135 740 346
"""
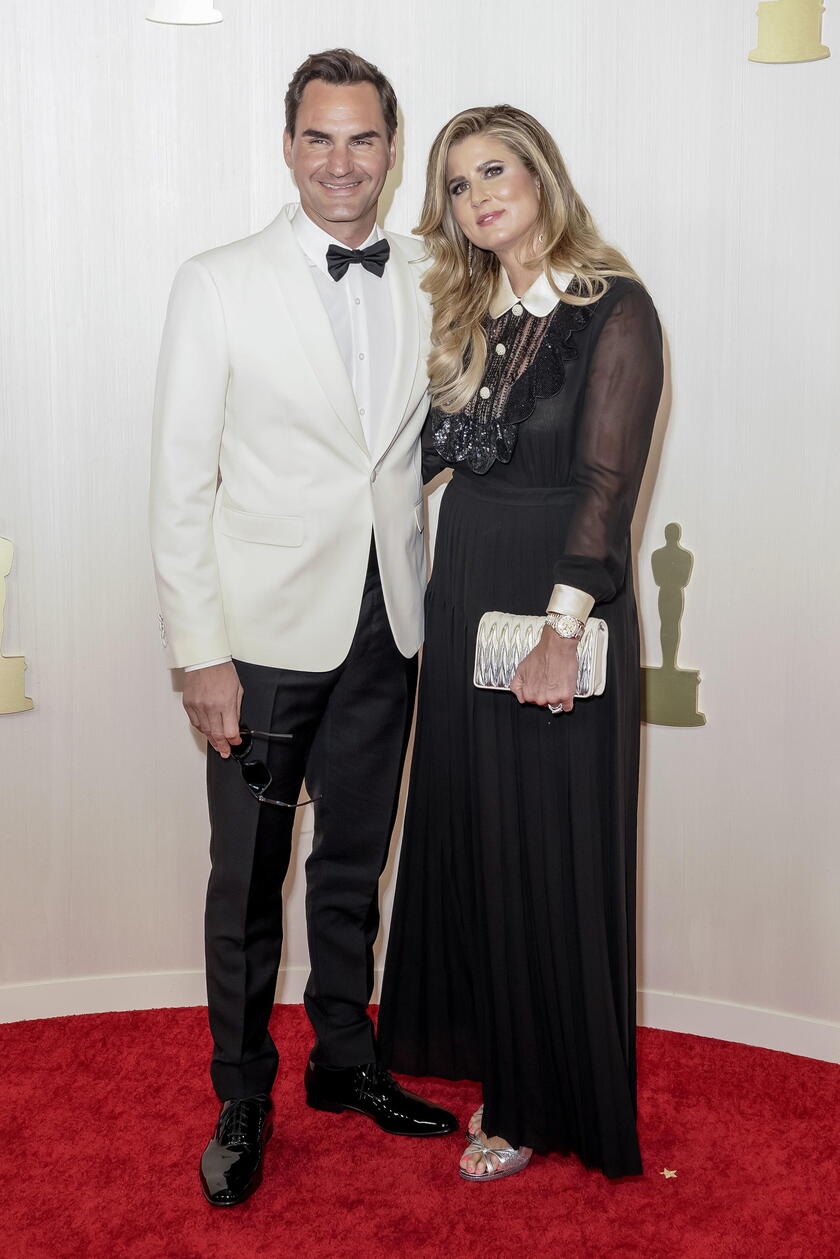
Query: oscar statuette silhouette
641 523 706 727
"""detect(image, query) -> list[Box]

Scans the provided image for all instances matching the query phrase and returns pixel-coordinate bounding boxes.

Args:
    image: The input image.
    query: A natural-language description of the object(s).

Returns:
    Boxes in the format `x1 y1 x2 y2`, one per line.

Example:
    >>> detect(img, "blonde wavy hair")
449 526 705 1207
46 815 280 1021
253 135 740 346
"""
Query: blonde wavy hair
417 105 639 413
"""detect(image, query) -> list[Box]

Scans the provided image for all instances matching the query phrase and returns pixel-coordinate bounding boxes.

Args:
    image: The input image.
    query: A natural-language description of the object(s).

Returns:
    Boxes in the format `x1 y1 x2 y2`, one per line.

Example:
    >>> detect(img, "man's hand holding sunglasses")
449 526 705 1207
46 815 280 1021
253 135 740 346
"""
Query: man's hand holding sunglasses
183 661 244 758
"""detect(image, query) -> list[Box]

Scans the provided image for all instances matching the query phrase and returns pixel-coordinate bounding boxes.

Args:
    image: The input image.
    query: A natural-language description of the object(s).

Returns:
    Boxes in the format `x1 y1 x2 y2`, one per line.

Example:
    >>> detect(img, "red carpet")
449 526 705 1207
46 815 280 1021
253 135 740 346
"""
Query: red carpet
4 1005 839 1259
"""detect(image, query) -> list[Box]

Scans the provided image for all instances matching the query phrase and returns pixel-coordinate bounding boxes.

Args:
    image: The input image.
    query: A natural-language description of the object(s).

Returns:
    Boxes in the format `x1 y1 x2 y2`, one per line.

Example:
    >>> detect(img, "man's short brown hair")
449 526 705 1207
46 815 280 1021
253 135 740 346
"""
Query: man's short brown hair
285 48 398 140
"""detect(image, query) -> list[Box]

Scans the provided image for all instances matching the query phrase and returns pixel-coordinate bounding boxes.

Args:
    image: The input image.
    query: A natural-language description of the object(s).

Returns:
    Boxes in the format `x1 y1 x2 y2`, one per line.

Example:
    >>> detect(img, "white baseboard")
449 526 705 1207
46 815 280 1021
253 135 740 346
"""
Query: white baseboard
0 969 209 1022
638 989 840 1064
0 966 324 1023
2 971 838 1065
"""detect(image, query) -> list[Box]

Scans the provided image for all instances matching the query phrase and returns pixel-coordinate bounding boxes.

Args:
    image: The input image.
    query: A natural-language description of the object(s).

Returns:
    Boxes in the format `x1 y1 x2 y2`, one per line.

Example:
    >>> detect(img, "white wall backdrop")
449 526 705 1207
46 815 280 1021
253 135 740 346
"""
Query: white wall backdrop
1 1 839 1061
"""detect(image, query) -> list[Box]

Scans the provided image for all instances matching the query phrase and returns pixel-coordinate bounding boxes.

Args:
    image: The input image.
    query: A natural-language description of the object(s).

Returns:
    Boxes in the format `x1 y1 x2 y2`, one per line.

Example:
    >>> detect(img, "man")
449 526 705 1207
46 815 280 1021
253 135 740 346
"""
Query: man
149 48 456 1208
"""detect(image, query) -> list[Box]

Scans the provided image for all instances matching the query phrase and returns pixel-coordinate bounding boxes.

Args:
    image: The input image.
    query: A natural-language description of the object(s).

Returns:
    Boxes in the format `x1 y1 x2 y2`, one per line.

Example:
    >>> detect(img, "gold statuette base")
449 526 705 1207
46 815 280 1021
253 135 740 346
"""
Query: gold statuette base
749 45 829 62
641 666 706 728
0 656 34 714
749 1 830 63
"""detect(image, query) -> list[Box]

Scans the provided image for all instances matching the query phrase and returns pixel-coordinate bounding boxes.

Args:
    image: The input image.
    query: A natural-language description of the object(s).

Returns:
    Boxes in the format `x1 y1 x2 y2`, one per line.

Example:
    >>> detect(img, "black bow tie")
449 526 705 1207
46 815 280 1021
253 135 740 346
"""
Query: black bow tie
326 238 391 282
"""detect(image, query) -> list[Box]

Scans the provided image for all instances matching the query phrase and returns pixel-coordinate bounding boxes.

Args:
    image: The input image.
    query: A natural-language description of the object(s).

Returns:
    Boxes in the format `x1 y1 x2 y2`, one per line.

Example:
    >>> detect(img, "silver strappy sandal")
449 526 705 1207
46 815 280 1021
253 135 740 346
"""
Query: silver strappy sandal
467 1104 484 1137
459 1132 532 1183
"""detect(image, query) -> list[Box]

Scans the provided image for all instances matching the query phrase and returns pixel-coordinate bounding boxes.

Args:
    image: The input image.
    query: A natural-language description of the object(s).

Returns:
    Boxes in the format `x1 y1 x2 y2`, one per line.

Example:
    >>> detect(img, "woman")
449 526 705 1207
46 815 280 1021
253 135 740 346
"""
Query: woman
378 105 663 1182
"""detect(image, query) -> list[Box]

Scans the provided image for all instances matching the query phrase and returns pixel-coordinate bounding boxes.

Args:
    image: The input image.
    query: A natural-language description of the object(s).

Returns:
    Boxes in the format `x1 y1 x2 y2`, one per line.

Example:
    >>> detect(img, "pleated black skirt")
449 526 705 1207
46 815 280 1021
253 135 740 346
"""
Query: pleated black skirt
378 472 643 1178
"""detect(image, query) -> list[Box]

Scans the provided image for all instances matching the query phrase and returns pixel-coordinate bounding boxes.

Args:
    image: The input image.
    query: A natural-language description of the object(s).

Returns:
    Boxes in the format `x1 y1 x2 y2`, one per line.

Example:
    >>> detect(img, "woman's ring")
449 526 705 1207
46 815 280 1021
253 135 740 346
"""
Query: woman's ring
549 703 564 714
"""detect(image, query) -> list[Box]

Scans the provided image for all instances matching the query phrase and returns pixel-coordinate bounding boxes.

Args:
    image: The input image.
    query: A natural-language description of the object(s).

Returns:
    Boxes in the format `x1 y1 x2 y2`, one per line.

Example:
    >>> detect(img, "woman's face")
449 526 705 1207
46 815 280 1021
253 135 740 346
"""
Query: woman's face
445 134 541 259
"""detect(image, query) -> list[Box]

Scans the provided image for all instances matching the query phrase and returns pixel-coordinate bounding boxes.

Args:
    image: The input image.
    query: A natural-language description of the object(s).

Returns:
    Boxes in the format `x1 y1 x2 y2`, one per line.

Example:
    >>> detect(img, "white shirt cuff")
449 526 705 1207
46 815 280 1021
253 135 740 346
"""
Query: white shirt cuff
183 656 233 672
546 585 595 621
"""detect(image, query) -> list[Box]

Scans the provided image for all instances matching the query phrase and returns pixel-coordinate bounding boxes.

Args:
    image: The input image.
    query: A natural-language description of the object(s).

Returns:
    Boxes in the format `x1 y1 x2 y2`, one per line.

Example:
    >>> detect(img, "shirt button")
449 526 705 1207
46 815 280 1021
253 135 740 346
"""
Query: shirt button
359 352 365 360
495 343 506 355
479 386 491 399
512 303 524 316
359 407 366 416
355 298 361 305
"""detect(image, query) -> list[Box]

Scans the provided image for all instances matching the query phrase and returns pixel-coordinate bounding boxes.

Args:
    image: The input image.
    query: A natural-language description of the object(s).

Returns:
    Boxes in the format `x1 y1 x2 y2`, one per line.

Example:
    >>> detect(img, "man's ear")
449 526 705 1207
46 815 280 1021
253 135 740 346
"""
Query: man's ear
388 132 398 172
282 129 293 169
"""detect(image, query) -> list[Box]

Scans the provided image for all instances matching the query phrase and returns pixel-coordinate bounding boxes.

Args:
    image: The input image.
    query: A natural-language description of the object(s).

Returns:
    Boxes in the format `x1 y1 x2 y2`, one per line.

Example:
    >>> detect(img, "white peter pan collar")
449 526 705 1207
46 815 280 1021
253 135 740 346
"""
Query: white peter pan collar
489 266 575 320
292 204 381 276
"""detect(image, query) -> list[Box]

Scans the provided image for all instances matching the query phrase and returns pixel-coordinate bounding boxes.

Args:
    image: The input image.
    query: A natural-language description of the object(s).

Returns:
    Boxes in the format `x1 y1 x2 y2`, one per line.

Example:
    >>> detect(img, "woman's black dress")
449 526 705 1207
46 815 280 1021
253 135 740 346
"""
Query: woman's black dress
377 276 664 1179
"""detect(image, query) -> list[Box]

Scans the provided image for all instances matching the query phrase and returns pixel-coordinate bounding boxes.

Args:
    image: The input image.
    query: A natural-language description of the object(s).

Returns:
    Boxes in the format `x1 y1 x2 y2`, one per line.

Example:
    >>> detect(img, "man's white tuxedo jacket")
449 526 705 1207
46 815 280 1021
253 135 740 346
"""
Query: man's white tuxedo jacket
149 205 431 672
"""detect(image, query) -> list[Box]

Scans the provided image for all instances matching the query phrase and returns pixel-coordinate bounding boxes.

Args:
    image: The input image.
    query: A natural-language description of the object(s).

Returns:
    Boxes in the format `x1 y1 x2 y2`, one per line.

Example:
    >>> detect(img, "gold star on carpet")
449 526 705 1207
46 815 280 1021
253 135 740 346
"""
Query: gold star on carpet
660 1168 678 1179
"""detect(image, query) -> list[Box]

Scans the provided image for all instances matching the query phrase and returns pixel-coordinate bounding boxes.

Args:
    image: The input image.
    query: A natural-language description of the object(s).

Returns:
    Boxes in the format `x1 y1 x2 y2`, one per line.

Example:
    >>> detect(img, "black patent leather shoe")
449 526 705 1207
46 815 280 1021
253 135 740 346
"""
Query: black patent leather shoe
305 1059 457 1137
199 1094 273 1206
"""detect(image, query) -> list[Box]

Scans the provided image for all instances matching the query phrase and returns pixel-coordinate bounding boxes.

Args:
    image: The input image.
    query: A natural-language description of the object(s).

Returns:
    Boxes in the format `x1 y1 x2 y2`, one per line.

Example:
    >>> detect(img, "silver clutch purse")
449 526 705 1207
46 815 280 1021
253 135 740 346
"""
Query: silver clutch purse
474 612 609 698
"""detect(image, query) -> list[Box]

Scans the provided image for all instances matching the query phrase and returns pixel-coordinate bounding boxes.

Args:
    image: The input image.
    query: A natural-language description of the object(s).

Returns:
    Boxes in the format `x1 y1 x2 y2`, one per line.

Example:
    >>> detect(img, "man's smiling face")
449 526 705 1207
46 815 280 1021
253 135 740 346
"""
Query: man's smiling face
283 79 396 244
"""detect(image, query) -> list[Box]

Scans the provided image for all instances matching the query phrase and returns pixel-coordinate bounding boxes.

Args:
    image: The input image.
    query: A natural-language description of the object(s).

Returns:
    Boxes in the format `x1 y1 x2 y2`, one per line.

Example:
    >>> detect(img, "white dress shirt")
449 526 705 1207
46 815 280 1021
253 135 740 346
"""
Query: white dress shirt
292 206 395 458
185 206 397 672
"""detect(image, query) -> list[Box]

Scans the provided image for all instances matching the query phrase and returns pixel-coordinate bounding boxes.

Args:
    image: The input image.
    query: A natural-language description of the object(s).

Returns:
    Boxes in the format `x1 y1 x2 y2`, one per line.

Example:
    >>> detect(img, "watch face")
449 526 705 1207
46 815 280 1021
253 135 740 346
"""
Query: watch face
548 613 584 638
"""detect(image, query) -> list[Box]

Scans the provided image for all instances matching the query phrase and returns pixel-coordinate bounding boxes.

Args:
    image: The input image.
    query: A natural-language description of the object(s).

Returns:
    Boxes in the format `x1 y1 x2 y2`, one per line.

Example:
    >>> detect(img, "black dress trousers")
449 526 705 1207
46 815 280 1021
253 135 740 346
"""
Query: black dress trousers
204 541 418 1101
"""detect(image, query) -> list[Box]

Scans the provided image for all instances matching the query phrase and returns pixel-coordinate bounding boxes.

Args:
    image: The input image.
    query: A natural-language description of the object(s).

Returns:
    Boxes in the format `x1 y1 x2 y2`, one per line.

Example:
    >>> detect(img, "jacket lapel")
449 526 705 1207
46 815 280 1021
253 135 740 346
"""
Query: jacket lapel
257 208 368 455
373 232 423 461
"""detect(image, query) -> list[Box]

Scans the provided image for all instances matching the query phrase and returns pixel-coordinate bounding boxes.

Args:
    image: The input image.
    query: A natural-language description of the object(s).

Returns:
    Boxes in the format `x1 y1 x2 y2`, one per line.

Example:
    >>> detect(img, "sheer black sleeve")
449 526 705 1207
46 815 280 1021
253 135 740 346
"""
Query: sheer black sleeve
420 401 448 484
552 284 663 603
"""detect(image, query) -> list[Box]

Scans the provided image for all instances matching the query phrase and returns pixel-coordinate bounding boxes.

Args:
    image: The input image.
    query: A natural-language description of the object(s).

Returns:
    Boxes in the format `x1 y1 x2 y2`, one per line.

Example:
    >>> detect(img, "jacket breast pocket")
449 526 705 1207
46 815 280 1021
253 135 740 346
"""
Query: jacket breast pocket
218 505 305 547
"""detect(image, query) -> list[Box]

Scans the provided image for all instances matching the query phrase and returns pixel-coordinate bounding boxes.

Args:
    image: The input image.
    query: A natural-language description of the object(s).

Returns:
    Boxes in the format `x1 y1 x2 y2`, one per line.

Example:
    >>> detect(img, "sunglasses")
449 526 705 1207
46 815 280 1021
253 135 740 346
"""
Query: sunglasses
230 725 321 809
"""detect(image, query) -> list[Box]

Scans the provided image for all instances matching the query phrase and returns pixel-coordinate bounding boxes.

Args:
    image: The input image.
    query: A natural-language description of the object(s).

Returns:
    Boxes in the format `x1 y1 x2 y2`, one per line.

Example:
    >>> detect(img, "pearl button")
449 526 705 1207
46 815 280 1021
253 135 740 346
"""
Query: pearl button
512 303 524 316
479 386 491 399
495 343 506 355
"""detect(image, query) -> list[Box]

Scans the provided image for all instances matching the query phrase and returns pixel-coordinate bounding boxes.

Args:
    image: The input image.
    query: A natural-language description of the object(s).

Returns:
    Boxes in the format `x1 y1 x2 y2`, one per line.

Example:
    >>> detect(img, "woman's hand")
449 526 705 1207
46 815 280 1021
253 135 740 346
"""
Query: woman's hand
510 627 578 713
